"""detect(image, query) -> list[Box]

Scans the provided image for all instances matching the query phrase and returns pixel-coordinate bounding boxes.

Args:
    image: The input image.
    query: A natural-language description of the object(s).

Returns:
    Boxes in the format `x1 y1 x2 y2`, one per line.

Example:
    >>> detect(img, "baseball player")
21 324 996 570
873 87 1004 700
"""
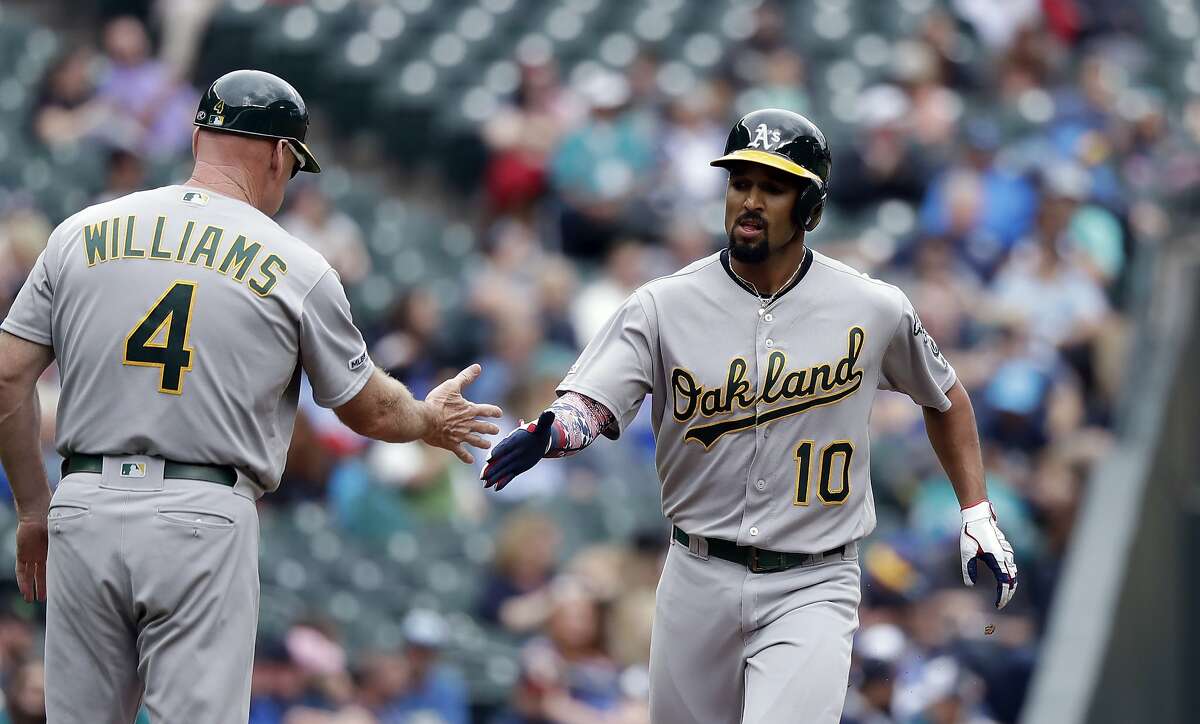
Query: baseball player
0 69 501 722
480 109 1017 723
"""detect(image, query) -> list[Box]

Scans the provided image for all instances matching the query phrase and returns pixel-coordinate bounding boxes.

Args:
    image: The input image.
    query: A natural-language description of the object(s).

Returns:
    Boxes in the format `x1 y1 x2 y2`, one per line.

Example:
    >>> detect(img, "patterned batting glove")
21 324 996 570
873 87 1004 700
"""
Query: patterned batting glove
480 410 555 491
960 500 1018 609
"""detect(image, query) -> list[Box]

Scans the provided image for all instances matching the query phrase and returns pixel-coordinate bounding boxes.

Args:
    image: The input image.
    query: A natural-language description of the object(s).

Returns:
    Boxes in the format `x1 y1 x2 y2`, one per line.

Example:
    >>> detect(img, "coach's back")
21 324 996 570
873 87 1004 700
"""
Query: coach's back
2 184 370 492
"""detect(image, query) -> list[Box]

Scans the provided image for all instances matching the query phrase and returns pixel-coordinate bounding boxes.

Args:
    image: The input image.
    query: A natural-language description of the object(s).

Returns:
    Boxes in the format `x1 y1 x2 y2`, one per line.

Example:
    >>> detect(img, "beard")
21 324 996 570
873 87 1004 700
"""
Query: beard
728 232 770 263
728 213 770 263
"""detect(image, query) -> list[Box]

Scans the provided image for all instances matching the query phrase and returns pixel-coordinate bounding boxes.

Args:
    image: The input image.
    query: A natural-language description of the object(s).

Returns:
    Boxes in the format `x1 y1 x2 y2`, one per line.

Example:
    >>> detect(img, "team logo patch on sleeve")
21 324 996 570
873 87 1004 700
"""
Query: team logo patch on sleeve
348 350 369 371
120 462 147 478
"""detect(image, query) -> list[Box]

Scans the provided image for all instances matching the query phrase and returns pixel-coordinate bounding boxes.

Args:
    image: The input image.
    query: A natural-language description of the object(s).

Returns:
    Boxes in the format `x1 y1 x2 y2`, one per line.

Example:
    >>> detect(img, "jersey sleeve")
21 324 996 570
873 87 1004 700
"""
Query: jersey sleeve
299 269 373 408
879 292 957 411
557 290 656 438
1 240 58 347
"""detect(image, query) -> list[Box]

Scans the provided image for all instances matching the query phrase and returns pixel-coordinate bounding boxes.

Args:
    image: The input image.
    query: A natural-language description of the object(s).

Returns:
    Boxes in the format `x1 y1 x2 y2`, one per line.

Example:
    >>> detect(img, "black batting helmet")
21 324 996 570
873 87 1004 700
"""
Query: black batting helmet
711 108 831 231
194 69 321 176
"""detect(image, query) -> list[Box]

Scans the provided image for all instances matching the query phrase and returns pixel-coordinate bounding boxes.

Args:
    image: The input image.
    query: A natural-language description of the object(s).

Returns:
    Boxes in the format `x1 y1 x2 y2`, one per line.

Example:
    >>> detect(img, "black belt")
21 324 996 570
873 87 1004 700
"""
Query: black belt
673 526 844 574
62 453 238 488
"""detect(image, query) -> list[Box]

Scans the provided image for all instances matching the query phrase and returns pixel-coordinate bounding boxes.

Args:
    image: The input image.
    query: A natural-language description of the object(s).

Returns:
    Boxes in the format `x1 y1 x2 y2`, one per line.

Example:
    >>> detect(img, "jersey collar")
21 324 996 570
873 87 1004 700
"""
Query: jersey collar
720 245 813 303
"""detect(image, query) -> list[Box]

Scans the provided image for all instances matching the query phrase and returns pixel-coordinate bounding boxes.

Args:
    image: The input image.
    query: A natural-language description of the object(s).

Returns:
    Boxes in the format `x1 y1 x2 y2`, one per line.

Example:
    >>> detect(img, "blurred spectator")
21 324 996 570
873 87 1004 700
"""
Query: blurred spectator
899 236 982 350
32 47 109 149
95 16 197 156
990 164 1110 356
549 72 656 260
0 659 46 724
951 0 1041 51
501 582 643 724
843 624 907 724
279 182 371 285
371 289 461 398
733 47 810 118
569 239 648 345
918 120 1038 278
92 148 147 204
725 2 788 89
647 219 719 277
0 207 52 320
831 85 934 212
891 39 963 154
366 610 469 724
250 639 318 724
482 62 581 216
151 0 222 80
919 10 981 92
654 87 727 215
478 512 562 634
535 255 580 350
275 408 339 504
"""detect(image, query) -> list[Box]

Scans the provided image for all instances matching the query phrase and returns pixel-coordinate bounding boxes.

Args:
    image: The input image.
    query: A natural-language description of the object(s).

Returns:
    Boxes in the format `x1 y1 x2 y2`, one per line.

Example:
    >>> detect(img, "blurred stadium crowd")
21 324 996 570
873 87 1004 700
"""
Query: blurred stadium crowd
0 0 1198 722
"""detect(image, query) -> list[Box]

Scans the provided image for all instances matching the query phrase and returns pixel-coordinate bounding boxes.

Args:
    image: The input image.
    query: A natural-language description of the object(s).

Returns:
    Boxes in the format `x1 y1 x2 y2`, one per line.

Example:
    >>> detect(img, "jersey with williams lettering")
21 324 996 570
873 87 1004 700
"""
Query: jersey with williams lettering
557 248 956 553
1 186 373 491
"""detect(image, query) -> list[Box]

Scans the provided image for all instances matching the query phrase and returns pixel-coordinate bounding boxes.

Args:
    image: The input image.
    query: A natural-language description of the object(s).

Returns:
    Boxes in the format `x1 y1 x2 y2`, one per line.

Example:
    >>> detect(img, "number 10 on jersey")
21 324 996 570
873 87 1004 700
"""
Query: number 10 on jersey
793 440 853 506
122 281 197 395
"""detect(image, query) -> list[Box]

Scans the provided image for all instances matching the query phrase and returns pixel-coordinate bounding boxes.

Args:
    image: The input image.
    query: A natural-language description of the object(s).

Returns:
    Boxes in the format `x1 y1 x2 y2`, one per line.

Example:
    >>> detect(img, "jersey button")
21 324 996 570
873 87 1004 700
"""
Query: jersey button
749 526 760 536
757 308 765 317
764 313 774 322
765 339 774 348
756 479 766 490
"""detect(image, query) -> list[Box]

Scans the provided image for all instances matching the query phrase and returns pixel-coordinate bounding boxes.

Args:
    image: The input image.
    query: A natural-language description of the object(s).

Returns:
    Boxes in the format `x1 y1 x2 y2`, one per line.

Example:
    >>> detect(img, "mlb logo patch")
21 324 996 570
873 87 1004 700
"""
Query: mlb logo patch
120 462 147 478
209 115 224 127
182 191 210 206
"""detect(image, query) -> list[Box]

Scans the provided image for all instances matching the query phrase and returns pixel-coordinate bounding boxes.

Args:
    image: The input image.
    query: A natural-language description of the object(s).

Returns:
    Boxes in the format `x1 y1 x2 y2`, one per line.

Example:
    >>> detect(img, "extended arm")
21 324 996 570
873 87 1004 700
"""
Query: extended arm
335 364 502 463
924 381 1018 609
480 392 616 490
922 381 987 507
0 332 56 602
546 392 617 457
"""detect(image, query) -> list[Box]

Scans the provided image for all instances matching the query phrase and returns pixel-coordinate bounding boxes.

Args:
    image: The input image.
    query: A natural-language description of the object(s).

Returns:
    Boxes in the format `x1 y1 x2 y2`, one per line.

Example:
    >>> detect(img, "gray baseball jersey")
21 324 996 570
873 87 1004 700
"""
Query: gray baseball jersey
1 185 373 491
558 247 956 553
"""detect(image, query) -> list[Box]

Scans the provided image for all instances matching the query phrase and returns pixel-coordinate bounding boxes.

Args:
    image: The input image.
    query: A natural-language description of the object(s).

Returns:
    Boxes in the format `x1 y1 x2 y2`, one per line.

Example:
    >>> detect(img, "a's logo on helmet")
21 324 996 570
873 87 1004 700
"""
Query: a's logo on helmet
749 124 783 151
195 111 207 121
213 99 226 113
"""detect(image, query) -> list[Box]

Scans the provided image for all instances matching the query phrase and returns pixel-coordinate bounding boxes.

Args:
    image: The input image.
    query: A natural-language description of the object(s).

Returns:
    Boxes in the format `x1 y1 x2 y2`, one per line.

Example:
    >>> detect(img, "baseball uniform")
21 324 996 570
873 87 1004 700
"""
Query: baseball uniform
557 246 956 723
1 185 374 722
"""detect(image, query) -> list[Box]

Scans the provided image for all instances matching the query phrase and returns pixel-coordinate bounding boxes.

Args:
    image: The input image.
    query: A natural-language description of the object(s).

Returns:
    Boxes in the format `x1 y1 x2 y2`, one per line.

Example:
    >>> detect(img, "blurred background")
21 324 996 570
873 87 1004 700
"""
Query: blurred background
0 0 1198 722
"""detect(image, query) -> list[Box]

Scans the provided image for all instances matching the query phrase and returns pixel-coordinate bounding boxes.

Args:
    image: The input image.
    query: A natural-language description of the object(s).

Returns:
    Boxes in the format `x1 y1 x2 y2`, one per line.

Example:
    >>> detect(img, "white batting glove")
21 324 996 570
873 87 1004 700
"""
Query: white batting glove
960 500 1018 609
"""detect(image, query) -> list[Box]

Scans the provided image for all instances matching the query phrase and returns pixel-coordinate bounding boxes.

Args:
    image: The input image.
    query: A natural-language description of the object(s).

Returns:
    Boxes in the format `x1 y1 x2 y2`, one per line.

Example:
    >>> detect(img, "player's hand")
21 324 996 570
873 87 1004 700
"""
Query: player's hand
481 410 555 491
960 500 1017 609
422 364 503 464
15 516 48 603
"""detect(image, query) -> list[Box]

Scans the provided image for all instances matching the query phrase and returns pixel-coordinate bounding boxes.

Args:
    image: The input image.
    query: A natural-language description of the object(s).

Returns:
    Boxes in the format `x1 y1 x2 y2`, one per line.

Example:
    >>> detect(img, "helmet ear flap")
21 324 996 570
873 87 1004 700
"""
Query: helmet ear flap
804 196 826 231
792 183 826 232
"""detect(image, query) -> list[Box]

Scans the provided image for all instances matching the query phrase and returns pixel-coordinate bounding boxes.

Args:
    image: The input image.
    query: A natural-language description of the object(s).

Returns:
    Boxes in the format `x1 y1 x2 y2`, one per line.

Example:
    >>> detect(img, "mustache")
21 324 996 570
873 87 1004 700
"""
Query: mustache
736 212 767 227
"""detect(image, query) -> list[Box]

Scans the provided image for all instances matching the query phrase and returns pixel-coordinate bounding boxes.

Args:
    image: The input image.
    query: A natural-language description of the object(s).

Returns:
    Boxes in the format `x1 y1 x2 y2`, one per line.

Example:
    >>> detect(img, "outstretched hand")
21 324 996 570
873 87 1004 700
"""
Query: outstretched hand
481 410 556 491
422 364 503 464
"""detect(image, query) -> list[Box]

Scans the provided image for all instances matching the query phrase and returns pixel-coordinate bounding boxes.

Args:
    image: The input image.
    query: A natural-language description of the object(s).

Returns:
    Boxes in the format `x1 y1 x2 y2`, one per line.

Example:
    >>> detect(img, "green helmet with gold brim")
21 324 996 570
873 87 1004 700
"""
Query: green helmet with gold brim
711 108 831 231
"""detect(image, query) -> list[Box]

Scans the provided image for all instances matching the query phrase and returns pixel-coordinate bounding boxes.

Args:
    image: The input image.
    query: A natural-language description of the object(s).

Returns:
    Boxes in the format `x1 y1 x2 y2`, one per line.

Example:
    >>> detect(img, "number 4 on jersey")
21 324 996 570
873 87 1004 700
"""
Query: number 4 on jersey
123 281 197 395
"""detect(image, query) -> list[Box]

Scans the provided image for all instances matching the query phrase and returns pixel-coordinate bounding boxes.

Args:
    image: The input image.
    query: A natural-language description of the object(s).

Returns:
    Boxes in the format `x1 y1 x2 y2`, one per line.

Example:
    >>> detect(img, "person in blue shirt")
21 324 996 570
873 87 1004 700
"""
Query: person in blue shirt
372 610 469 724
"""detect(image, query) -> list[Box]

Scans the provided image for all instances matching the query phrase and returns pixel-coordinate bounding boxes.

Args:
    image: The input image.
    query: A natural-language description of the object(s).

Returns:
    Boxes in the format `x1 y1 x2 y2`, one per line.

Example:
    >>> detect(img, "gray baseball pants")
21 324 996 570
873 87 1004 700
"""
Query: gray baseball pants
649 535 861 724
44 455 260 723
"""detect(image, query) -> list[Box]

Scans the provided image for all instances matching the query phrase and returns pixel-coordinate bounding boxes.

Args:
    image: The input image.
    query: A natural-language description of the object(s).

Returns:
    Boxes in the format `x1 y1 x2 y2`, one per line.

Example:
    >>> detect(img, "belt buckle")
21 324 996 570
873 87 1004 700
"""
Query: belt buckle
749 547 764 573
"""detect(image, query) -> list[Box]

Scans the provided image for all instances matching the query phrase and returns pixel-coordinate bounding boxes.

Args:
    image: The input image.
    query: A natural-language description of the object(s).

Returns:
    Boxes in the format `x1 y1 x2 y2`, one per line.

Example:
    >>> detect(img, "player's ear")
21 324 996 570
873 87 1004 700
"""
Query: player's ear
271 139 289 181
